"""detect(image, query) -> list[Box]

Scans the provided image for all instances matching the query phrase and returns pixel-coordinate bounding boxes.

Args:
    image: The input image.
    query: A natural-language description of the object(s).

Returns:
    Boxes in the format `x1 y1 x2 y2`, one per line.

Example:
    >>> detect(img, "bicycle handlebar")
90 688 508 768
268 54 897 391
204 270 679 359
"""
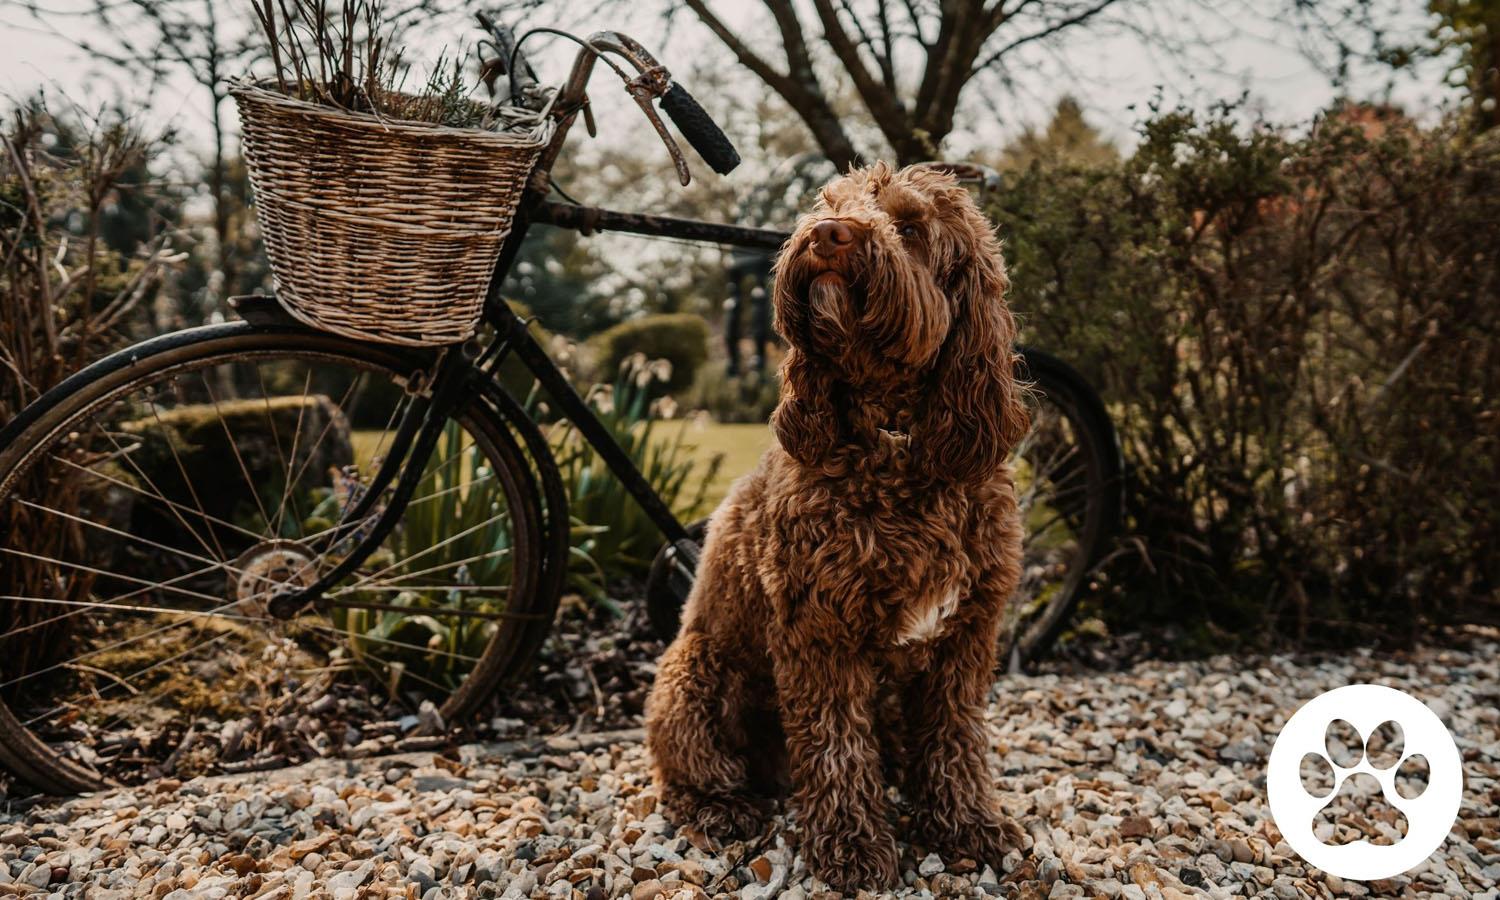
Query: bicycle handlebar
659 83 740 175
477 17 740 184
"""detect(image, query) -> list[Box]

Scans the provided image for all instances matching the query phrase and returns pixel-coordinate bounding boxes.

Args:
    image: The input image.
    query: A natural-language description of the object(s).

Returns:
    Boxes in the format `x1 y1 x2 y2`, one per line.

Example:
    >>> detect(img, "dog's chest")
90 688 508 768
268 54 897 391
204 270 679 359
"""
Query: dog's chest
892 584 963 646
770 479 980 647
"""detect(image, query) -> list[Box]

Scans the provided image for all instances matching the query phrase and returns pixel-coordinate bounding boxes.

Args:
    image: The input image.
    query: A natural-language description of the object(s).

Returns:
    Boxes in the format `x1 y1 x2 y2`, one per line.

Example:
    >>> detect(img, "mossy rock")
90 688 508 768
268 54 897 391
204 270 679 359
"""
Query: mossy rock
118 394 353 545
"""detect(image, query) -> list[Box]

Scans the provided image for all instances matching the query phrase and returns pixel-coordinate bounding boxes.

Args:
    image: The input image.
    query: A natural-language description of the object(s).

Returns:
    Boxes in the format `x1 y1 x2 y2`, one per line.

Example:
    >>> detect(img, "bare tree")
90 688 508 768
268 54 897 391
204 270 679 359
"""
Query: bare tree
7 0 260 310
631 0 1138 168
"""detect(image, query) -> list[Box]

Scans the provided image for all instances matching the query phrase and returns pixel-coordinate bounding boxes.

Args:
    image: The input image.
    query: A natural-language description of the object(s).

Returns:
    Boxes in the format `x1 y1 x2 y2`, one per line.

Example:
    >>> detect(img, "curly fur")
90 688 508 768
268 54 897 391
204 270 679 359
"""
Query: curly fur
645 163 1030 891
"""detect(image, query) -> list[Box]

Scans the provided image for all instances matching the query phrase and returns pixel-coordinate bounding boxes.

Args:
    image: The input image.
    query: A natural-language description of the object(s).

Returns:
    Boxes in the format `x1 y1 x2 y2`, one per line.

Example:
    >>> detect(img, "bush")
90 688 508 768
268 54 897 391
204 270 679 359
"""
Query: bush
0 106 176 681
685 364 782 424
990 106 1500 652
587 314 710 397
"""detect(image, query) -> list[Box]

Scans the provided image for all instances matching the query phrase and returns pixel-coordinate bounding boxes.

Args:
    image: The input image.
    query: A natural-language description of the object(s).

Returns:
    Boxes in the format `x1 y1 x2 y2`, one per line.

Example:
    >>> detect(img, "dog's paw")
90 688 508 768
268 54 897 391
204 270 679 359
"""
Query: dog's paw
807 832 901 893
663 788 768 842
917 813 1028 865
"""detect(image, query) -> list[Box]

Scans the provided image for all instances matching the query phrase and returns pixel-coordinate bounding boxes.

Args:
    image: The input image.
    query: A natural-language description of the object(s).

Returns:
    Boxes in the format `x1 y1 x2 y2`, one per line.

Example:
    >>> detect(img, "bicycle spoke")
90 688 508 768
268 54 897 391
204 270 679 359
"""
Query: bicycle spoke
276 368 369 533
271 367 315 537
331 509 511 593
0 594 260 624
332 539 513 596
200 374 274 535
16 498 237 577
0 546 230 608
256 365 295 538
144 391 231 562
93 426 225 565
0 562 227 639
53 454 268 546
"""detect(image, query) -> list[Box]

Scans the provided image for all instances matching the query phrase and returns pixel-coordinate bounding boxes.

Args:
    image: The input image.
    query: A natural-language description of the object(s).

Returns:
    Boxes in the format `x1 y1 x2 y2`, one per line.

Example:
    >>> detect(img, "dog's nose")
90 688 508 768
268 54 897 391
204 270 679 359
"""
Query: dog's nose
810 219 854 258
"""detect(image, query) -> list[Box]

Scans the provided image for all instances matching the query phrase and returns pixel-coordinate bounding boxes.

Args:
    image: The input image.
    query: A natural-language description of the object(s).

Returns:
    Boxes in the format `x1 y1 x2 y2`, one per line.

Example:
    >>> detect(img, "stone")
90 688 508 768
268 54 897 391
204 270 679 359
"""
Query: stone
633 879 665 900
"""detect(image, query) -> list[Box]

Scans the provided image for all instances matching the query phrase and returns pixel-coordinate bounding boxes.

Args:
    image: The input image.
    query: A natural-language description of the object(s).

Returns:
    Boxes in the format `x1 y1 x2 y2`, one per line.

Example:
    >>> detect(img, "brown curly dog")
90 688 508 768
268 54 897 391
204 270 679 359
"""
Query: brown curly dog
644 162 1030 891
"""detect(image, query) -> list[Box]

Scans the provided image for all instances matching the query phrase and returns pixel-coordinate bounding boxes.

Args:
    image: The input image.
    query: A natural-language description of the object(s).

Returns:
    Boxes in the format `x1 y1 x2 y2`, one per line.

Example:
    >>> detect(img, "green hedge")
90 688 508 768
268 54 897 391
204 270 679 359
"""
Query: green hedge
587 313 709 397
990 108 1499 652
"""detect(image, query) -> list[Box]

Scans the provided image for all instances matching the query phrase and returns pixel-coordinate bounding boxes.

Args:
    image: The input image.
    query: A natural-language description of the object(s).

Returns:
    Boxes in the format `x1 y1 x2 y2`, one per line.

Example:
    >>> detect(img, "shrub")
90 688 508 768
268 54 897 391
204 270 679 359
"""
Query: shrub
990 107 1500 652
685 363 782 424
0 106 177 680
587 314 710 397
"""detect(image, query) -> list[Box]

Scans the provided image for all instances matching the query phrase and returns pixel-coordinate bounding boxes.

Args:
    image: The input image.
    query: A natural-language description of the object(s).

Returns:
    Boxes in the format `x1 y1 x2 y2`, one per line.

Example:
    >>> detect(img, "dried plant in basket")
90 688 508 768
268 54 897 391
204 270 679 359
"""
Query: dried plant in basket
248 0 527 130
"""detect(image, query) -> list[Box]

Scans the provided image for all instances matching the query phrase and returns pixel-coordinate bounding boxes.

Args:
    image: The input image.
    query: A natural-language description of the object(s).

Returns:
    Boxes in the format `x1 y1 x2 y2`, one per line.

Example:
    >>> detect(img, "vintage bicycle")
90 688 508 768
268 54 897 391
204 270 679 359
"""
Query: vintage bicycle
0 19 1121 793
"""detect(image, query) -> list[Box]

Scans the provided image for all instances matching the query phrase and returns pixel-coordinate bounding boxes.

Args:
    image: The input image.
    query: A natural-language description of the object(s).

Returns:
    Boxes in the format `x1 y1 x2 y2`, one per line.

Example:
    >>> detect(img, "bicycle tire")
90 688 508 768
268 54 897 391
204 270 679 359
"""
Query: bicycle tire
0 323 555 793
1002 347 1123 671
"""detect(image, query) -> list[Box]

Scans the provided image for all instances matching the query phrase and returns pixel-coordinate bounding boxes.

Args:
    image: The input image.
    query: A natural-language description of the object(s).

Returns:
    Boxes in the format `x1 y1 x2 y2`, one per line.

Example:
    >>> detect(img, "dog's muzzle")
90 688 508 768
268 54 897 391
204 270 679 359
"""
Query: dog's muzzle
810 218 855 260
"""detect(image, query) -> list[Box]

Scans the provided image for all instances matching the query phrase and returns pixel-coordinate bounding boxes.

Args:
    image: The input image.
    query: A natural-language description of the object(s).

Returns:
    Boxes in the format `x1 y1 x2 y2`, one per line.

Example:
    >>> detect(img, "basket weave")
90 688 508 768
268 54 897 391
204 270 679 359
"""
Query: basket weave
232 81 552 346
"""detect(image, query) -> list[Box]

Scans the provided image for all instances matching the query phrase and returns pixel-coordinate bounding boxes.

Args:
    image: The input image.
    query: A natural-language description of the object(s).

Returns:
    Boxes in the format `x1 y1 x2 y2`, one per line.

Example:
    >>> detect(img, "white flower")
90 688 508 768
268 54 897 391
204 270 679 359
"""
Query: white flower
587 384 615 415
652 396 679 420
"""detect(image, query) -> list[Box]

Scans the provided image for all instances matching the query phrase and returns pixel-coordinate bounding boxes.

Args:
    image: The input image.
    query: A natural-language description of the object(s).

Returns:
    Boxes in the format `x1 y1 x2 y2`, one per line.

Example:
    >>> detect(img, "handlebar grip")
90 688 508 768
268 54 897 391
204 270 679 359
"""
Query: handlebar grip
659 83 740 175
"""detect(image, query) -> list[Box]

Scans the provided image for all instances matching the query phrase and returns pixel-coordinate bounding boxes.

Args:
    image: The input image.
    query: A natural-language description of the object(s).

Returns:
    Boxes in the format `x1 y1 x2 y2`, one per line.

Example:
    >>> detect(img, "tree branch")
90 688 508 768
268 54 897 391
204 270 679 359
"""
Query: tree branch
971 0 1123 75
809 0 920 159
680 0 862 167
680 0 789 92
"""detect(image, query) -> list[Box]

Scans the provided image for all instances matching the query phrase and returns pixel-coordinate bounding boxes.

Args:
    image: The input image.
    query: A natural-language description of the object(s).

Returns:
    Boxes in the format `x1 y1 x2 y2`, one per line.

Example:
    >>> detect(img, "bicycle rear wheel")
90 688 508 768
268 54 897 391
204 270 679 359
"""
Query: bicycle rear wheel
0 324 550 793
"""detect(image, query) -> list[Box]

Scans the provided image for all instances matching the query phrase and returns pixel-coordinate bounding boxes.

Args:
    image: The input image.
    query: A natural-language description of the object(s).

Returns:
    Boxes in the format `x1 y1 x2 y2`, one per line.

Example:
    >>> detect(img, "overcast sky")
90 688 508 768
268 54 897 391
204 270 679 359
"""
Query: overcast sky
1 1 1455 149
0 1 1453 313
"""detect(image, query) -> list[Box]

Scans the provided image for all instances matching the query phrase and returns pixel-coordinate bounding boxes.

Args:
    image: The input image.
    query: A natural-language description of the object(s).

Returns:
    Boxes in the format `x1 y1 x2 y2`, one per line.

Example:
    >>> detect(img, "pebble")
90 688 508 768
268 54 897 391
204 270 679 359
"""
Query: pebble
0 641 1494 899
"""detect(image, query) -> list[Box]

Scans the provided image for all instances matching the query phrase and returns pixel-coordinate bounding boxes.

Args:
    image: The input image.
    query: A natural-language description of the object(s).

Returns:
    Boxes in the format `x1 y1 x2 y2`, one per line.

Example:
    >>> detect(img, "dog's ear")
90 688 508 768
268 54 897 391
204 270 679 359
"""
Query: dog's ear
771 347 841 466
915 231 1030 482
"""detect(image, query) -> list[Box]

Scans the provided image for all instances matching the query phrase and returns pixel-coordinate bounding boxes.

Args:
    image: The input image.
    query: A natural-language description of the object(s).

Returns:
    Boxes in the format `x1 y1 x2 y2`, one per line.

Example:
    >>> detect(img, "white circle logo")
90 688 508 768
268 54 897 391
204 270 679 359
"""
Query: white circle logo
1267 684 1462 881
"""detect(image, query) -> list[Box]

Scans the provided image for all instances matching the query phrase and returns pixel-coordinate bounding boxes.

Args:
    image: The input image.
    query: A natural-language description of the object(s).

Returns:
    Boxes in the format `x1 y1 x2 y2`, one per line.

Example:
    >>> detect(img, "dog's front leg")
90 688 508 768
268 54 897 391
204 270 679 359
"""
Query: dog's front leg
772 636 900 892
902 621 1025 866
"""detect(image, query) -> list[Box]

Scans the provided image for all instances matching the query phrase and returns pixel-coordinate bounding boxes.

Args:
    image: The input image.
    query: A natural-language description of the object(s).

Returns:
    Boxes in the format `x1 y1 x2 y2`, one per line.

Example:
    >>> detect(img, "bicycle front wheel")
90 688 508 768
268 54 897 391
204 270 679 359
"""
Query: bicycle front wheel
1000 348 1123 671
0 324 549 793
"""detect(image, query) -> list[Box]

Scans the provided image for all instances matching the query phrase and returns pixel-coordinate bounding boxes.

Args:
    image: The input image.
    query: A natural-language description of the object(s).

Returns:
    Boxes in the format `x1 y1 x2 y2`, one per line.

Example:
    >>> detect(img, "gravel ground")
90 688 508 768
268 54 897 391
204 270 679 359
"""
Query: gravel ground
4 638 1498 899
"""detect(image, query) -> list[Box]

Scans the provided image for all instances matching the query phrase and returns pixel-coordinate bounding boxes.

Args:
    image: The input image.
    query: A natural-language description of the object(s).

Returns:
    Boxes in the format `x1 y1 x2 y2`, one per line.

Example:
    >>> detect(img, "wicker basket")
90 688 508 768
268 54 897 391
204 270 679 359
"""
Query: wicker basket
232 81 553 346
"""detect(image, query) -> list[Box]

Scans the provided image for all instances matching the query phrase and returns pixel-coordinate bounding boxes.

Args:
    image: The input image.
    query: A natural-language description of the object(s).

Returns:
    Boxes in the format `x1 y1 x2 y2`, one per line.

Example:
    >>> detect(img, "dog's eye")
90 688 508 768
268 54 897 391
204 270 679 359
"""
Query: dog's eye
897 222 921 240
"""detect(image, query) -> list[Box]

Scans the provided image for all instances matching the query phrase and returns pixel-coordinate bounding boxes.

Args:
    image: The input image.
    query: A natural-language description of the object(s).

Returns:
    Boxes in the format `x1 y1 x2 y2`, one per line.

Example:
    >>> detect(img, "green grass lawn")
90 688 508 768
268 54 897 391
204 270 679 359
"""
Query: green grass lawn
655 421 774 511
353 420 773 515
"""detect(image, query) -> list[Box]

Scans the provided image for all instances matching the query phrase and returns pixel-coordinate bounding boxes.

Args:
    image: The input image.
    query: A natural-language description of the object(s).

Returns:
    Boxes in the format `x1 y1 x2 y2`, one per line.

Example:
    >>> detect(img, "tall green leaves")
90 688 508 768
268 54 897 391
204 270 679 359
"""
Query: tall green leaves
549 353 722 586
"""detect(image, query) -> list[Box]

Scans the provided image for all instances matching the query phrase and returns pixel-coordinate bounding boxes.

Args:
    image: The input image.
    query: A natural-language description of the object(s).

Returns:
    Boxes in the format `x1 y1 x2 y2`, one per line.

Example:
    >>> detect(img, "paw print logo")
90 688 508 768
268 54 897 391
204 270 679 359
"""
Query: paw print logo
1268 684 1462 881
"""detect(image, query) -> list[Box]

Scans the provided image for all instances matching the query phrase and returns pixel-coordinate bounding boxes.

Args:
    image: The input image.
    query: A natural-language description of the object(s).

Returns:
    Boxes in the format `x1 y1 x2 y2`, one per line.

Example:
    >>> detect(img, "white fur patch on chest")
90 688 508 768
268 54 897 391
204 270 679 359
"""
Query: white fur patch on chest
894 586 962 646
